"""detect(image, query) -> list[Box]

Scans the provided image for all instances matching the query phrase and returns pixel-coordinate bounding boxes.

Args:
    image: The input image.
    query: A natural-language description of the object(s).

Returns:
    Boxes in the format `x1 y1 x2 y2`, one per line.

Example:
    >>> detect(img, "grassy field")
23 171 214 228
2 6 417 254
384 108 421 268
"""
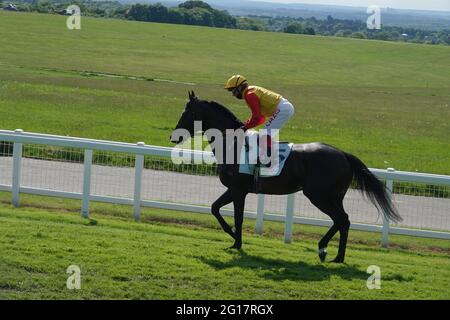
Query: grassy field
0 11 449 174
0 11 449 301
0 193 449 299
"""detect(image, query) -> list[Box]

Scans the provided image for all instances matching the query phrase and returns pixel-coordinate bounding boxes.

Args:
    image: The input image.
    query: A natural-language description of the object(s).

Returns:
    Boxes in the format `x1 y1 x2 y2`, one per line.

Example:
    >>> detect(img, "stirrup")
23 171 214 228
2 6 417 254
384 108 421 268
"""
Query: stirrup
258 145 272 168
258 155 272 168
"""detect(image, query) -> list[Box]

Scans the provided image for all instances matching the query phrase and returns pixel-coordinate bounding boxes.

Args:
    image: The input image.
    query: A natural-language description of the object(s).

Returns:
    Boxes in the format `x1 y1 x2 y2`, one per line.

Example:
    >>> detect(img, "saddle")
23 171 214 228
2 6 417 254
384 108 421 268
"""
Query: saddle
238 131 294 192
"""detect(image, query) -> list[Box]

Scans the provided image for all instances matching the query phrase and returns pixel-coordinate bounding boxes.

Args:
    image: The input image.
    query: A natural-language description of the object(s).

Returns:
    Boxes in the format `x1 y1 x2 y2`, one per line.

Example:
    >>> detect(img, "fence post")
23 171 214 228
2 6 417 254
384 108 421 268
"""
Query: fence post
133 142 145 221
82 149 93 218
381 167 395 247
12 129 23 207
255 193 265 234
284 193 295 243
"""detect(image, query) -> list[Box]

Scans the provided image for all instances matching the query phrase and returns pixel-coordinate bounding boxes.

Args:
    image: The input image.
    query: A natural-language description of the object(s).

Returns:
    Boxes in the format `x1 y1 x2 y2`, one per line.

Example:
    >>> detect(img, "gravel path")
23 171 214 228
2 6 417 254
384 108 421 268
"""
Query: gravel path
1 157 449 231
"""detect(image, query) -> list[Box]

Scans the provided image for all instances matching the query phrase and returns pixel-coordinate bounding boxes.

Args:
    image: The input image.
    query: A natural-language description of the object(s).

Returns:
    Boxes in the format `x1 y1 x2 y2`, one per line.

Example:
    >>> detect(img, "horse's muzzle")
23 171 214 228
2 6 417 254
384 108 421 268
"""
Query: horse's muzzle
170 133 183 144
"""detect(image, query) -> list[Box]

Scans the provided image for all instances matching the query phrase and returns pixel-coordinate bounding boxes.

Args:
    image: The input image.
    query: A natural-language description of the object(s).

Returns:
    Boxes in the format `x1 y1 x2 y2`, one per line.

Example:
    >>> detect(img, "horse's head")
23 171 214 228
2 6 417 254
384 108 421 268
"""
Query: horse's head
170 91 243 144
170 91 203 144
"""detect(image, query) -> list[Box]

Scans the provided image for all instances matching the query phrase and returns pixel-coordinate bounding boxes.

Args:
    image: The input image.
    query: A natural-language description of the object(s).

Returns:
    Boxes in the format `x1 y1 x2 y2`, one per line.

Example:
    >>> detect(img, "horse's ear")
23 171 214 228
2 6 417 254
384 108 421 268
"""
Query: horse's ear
188 90 197 101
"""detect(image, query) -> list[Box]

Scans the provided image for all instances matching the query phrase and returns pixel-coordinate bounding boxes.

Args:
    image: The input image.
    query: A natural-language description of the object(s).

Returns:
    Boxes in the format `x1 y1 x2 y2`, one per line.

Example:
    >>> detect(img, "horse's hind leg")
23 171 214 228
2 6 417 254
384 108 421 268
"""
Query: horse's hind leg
318 224 339 262
211 189 235 240
334 220 350 263
304 191 350 263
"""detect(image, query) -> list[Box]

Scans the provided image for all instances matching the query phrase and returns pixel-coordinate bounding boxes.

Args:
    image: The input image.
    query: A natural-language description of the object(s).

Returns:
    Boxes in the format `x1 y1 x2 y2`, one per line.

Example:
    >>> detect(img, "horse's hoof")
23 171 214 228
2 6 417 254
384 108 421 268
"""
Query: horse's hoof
229 242 242 250
330 257 344 263
318 248 327 262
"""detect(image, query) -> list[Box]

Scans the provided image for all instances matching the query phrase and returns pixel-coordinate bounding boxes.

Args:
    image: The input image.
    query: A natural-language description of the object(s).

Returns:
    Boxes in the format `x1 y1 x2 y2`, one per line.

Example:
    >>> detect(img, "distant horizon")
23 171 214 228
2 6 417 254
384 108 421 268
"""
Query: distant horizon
248 0 450 12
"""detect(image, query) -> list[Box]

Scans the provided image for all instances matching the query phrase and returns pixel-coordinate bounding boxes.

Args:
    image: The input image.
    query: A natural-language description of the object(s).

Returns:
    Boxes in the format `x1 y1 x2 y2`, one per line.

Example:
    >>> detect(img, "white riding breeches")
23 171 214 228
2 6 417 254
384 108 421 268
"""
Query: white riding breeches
263 97 295 139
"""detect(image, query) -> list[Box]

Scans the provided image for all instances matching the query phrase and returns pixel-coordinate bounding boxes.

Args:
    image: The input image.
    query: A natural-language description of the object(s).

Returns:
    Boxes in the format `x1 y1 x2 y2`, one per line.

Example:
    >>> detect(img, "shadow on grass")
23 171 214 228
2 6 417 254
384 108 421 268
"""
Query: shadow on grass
198 250 368 282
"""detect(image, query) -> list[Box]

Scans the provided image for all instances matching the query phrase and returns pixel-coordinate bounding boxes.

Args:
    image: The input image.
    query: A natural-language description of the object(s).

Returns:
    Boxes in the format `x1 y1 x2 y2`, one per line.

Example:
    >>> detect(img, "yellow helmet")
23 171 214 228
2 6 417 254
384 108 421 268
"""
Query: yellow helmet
224 75 247 90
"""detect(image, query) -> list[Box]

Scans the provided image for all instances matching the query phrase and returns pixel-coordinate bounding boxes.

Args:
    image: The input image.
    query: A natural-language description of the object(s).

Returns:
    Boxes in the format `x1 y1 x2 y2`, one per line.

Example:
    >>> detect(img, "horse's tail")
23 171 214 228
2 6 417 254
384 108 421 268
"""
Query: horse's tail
344 152 402 223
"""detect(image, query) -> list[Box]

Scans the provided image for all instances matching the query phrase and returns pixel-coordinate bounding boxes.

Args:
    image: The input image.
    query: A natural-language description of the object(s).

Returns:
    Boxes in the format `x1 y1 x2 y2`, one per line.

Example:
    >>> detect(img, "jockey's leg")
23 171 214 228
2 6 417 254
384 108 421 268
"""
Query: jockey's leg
260 98 295 165
258 134 272 166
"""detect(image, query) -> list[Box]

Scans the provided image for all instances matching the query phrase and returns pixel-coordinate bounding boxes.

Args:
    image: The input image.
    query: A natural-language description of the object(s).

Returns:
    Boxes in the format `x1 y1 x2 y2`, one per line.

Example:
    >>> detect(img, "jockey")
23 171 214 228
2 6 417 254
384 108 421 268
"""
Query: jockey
224 74 295 166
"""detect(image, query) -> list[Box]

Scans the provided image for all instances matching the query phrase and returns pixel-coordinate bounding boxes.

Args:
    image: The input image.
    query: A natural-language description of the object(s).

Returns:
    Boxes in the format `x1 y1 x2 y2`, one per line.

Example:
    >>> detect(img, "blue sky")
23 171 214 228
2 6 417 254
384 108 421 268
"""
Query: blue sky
250 0 450 11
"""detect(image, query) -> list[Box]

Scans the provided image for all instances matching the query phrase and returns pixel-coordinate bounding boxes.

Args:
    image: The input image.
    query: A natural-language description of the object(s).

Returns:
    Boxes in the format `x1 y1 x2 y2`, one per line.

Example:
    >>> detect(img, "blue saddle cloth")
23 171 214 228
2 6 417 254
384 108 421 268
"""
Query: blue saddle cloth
239 142 294 177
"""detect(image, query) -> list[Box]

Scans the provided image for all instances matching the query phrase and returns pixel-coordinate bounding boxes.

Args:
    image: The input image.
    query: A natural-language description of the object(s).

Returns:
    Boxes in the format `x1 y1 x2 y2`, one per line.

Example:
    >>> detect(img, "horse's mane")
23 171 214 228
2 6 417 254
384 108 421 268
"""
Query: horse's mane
205 100 243 126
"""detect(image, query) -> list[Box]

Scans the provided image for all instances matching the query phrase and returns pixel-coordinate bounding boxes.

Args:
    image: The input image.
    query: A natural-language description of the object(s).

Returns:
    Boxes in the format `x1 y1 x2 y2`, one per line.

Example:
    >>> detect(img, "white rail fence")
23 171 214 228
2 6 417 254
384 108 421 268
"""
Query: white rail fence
0 129 449 247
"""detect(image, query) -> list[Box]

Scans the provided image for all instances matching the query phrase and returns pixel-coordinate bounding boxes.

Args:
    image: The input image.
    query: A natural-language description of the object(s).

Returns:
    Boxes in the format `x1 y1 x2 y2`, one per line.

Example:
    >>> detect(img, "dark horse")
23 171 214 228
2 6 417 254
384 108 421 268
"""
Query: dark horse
171 91 401 263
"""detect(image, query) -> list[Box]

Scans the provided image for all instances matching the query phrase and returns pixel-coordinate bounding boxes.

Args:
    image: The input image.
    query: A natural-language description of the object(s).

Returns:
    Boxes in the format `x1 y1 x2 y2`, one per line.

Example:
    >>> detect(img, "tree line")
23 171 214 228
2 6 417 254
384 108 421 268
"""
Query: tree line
266 15 449 45
2 0 448 45
126 1 236 28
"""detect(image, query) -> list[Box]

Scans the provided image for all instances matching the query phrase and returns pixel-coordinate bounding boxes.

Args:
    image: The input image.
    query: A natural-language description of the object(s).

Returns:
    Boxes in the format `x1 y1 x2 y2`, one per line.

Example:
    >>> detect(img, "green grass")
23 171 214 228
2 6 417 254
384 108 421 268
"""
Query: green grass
1 12 449 87
0 12 448 300
0 192 449 299
0 11 449 174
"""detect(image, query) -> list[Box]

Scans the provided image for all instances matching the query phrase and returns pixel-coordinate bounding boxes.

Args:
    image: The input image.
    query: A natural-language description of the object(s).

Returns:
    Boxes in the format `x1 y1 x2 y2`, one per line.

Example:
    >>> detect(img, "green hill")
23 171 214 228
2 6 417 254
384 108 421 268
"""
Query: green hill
1 11 449 86
0 11 449 173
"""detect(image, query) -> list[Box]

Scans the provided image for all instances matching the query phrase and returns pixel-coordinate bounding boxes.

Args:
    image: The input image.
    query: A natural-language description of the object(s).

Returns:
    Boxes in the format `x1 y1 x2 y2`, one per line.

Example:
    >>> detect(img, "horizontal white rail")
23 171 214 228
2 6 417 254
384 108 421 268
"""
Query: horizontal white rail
0 184 448 240
1 129 449 245
371 168 450 185
2 129 449 185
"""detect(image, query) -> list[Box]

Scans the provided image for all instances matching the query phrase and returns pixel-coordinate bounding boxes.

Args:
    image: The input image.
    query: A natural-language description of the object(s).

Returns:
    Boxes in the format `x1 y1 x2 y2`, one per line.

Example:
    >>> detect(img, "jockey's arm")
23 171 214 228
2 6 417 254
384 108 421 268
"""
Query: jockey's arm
244 91 266 130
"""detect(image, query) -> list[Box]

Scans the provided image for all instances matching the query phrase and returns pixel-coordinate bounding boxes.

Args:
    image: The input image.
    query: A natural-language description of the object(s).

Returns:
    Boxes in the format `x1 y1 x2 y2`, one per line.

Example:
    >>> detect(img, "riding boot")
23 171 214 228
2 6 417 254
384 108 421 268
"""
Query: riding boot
253 161 260 193
259 135 272 168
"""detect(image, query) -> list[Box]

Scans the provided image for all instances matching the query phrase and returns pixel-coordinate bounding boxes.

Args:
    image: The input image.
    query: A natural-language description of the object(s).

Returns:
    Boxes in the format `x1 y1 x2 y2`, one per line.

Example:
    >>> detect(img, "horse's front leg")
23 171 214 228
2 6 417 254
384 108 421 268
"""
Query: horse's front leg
211 189 235 240
230 191 247 249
